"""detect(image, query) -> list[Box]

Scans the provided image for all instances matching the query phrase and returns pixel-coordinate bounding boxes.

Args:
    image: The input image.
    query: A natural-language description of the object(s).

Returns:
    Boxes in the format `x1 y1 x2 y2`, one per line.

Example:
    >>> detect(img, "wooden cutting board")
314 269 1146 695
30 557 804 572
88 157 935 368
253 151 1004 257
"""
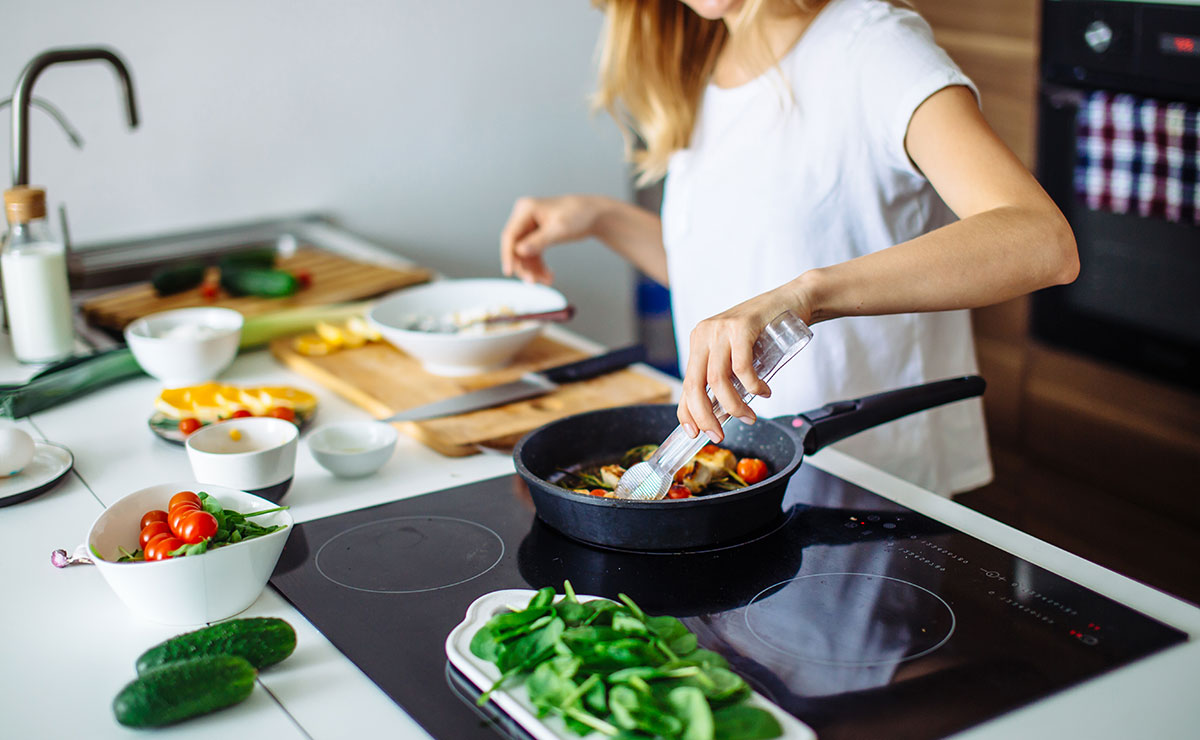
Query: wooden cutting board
269 334 672 456
81 248 432 331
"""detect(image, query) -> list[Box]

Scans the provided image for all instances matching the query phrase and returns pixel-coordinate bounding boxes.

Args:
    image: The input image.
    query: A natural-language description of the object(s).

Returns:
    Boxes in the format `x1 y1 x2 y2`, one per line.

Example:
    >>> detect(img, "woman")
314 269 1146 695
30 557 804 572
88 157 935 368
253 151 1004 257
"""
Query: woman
500 0 1078 496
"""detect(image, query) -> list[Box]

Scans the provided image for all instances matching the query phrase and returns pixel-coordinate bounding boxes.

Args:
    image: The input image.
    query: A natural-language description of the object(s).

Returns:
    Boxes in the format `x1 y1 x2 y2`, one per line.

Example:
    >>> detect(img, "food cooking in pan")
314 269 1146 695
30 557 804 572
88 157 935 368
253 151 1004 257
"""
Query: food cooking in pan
556 444 769 499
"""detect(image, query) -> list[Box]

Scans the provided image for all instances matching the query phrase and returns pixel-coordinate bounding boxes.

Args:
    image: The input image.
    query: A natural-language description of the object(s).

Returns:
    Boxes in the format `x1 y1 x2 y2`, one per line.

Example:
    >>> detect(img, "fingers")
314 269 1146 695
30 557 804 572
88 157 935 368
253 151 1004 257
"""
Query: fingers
679 310 780 443
680 345 719 442
731 340 770 399
707 339 754 429
500 198 538 278
510 229 554 283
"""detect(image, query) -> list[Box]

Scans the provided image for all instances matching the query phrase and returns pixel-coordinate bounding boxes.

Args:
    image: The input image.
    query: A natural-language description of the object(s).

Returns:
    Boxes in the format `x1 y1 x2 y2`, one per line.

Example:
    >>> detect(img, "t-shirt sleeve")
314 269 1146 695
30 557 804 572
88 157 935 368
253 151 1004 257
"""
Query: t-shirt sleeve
850 4 979 177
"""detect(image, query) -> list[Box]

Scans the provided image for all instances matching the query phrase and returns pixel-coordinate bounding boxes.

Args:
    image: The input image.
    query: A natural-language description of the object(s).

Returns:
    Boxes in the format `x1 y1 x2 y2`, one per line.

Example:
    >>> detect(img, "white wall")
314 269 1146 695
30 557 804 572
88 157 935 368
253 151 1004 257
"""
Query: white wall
1 0 636 345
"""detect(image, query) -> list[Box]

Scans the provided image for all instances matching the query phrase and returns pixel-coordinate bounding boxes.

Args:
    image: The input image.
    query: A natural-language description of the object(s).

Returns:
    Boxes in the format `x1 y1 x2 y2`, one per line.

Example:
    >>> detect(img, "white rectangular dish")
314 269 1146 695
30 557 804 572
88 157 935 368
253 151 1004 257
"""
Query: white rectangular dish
444 588 817 740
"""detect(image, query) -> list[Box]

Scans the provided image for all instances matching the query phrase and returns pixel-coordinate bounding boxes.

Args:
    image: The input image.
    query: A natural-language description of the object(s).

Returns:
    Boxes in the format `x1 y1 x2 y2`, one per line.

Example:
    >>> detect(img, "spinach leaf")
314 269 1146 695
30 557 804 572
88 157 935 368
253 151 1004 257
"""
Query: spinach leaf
497 616 564 673
712 705 784 740
669 685 715 740
469 583 783 740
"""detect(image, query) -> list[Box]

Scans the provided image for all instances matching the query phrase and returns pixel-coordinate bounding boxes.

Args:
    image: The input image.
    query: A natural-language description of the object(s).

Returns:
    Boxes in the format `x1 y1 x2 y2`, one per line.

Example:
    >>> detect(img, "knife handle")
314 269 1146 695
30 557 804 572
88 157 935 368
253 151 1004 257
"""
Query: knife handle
539 345 646 384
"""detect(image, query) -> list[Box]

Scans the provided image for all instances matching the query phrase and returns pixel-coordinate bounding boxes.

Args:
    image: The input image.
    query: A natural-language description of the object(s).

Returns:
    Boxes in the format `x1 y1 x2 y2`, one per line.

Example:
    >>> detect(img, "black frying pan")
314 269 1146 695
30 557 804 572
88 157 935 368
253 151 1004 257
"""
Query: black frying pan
513 376 985 551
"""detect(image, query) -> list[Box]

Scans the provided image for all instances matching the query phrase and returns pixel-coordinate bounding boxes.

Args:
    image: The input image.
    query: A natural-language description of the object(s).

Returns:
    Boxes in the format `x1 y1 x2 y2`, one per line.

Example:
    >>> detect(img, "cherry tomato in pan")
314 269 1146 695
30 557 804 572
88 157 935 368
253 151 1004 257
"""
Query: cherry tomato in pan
736 458 769 485
139 521 172 548
178 510 218 545
145 536 183 561
229 409 253 418
169 504 201 536
667 484 692 499
588 489 608 497
267 406 295 423
178 418 202 435
169 491 201 510
139 509 168 529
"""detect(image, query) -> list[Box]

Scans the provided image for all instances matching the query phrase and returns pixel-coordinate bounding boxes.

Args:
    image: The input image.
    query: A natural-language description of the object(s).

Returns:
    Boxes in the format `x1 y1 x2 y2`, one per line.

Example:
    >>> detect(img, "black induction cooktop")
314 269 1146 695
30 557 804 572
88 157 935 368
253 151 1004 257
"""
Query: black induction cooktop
269 466 1187 740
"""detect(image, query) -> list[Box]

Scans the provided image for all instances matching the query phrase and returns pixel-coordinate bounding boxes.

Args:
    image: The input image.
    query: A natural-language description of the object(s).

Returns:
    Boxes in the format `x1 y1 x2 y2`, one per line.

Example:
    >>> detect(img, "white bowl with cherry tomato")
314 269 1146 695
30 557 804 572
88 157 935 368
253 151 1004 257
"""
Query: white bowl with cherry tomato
86 482 291 625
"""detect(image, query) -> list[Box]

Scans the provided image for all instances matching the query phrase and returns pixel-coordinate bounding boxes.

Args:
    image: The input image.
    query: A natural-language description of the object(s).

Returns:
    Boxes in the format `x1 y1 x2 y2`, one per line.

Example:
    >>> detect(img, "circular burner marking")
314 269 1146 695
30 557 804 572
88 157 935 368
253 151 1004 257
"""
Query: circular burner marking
315 516 505 594
744 572 955 666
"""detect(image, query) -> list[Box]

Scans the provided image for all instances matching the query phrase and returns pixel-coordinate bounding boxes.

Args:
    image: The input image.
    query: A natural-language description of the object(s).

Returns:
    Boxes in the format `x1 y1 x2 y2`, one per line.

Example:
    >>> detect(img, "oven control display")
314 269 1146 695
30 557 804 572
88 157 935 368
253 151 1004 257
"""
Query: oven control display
1159 32 1200 57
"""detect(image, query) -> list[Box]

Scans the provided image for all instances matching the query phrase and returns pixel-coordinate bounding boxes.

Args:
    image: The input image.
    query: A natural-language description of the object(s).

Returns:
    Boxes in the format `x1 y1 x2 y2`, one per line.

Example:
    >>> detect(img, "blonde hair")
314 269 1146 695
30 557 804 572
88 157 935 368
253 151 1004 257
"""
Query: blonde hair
593 0 826 184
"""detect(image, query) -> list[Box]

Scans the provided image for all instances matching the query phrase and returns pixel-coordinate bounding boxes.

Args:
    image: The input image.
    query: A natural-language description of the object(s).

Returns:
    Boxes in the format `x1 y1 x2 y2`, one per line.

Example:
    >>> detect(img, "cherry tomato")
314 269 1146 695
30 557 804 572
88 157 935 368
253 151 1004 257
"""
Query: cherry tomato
230 409 253 418
736 458 769 485
145 536 183 561
178 418 202 435
139 509 168 529
588 488 608 497
294 269 313 289
143 532 170 556
199 281 219 301
169 491 201 510
267 406 295 422
179 510 218 545
667 484 692 499
169 503 201 536
139 521 172 548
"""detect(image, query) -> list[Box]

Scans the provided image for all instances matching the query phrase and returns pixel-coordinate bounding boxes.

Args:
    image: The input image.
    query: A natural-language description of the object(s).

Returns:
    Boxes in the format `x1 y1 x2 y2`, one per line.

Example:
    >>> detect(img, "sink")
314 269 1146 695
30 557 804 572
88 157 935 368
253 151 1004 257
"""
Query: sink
64 212 426 351
67 213 333 290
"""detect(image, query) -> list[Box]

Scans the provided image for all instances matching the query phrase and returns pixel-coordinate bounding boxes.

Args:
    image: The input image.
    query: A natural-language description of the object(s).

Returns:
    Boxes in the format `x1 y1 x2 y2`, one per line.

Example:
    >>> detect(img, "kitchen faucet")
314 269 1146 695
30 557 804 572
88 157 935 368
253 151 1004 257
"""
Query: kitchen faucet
9 46 139 187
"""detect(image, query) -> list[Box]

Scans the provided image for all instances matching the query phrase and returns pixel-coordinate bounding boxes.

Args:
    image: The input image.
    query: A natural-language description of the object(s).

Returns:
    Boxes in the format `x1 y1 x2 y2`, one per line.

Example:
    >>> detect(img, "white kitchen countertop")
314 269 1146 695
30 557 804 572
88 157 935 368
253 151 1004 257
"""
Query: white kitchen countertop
1 241 1197 739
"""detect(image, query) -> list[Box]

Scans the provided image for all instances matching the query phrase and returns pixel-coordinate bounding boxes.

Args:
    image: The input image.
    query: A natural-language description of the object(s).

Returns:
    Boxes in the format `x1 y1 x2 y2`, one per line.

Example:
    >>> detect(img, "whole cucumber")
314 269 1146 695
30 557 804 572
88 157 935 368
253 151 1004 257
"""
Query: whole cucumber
113 655 256 727
218 248 277 272
136 617 296 674
220 267 299 297
150 261 206 296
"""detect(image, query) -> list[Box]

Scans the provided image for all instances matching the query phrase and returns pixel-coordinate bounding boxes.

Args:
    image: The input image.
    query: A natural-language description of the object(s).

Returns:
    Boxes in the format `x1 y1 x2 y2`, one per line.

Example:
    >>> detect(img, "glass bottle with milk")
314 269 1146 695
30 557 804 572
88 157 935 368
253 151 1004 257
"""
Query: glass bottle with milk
2 187 74 363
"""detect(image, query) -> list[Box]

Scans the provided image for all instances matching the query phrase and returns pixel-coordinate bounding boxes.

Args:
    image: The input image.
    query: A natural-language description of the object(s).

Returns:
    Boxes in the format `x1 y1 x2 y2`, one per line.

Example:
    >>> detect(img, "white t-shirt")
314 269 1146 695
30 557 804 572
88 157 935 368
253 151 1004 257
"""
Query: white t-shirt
661 0 992 496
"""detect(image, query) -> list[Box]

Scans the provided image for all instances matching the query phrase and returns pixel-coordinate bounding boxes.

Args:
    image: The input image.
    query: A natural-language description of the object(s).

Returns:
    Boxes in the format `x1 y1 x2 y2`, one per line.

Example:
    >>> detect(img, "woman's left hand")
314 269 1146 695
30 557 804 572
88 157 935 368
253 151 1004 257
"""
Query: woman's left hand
678 284 812 443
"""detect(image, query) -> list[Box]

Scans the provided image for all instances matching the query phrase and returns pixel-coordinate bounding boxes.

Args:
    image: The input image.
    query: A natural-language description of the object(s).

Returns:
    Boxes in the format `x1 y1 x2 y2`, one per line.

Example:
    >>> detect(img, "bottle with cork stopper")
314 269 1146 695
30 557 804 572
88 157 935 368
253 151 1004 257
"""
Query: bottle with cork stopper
2 186 75 363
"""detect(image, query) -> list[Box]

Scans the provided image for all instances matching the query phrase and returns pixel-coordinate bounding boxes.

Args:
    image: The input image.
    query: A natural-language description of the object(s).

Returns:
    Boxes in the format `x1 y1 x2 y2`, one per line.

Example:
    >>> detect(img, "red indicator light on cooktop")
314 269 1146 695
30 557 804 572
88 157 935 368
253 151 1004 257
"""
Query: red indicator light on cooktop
1160 33 1200 57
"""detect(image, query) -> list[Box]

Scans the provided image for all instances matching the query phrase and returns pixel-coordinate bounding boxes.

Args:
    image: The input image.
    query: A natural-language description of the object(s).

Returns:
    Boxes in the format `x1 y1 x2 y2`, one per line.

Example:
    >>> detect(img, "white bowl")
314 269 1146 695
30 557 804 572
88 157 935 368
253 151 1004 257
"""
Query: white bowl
86 481 292 625
186 417 299 502
368 279 567 375
125 307 244 386
307 421 398 478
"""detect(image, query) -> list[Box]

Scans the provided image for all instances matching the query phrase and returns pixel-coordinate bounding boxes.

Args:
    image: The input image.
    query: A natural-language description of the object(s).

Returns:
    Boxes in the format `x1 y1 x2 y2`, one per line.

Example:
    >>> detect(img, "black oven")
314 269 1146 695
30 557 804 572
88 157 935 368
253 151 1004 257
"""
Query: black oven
1034 0 1200 391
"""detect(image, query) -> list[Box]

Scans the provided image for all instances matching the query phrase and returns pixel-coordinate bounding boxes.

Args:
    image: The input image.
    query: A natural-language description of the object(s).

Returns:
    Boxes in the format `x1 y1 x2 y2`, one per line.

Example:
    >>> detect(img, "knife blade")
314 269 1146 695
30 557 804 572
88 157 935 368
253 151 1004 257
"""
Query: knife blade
381 345 646 423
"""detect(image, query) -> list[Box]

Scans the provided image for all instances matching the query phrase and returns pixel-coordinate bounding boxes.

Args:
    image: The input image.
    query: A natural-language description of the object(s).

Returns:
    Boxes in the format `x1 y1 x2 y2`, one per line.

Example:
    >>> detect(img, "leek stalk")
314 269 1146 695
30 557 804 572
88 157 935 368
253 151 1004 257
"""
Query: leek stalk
0 302 374 418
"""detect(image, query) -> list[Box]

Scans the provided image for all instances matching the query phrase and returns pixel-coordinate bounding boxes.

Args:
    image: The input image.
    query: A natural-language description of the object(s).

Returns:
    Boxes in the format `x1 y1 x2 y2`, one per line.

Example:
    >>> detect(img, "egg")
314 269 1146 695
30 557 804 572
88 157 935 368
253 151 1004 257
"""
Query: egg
0 428 35 477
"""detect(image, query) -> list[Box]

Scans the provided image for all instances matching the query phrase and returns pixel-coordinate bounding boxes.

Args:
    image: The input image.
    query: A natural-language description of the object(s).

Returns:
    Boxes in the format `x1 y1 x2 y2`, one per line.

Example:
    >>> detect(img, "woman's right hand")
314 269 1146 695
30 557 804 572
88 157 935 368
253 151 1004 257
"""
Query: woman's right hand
500 195 603 284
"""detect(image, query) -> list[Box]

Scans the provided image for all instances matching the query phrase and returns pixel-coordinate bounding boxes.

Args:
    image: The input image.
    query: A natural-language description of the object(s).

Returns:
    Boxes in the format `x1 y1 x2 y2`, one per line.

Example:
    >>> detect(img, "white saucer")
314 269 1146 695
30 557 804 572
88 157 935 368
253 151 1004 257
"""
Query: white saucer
0 442 74 507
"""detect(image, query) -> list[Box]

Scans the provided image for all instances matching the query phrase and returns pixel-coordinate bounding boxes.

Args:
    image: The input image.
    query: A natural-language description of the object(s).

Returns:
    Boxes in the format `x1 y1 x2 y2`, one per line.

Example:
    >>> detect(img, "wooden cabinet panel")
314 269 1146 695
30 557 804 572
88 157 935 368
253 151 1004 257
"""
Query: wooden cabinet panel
914 0 1040 41
972 296 1030 343
1023 347 1200 525
975 336 1027 447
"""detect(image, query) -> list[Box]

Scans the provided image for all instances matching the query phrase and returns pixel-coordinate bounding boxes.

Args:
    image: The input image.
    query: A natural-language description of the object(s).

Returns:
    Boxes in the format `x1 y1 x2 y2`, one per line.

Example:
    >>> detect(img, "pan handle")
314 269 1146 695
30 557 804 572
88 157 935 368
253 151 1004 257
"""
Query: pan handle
785 376 986 455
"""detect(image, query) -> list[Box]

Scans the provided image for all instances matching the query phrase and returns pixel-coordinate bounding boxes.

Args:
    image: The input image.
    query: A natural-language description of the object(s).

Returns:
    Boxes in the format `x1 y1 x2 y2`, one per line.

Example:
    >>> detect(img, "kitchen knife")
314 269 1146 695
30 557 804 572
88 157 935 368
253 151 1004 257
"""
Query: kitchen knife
382 345 647 423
